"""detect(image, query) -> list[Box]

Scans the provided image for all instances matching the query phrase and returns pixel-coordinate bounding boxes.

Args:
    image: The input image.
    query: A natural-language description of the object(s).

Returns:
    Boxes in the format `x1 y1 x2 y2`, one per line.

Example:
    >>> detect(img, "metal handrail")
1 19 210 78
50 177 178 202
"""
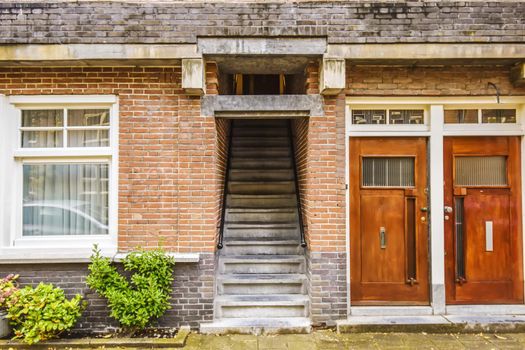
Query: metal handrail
217 122 233 249
288 120 307 248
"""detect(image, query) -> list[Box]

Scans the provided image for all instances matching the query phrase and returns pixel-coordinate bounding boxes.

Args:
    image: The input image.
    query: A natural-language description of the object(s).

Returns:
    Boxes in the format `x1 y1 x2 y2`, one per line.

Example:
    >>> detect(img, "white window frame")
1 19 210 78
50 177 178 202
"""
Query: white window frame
0 95 119 254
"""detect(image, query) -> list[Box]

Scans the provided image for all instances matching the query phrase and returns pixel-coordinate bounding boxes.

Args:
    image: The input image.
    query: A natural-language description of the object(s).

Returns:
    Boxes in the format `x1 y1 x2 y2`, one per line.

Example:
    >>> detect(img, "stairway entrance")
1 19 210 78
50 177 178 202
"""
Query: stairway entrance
202 118 310 334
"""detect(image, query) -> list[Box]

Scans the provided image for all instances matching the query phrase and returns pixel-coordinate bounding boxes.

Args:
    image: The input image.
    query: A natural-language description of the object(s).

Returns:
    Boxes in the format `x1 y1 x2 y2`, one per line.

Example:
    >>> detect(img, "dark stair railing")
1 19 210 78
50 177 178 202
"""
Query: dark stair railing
217 122 233 249
288 120 307 248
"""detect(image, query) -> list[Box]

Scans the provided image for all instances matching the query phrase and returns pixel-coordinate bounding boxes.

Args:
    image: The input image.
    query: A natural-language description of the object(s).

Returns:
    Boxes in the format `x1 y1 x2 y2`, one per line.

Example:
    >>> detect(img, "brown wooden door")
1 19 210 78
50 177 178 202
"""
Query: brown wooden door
444 137 523 304
350 137 429 305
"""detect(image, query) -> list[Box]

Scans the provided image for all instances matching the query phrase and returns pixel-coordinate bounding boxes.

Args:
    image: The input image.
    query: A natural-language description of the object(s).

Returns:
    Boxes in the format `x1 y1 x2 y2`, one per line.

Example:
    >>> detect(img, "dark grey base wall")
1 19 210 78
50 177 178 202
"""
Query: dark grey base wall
0 253 215 333
306 251 347 326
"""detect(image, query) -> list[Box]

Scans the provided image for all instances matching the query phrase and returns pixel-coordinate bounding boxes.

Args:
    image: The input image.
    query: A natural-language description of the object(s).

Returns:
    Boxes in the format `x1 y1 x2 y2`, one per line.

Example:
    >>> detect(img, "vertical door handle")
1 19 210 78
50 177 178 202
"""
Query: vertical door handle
379 227 386 249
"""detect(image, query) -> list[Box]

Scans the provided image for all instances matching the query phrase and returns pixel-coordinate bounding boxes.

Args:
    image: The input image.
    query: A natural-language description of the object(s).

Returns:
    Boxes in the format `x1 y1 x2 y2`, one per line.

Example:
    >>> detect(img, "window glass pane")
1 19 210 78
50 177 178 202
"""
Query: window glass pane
22 110 63 127
68 109 110 126
23 163 109 236
482 109 516 124
22 131 63 148
389 110 424 124
362 157 415 187
455 156 507 186
444 109 478 124
68 130 109 147
352 110 386 124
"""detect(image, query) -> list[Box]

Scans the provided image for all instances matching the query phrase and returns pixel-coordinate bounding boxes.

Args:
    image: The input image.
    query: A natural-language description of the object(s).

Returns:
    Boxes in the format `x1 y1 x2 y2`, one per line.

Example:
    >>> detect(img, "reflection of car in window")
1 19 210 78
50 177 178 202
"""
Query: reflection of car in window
23 201 108 236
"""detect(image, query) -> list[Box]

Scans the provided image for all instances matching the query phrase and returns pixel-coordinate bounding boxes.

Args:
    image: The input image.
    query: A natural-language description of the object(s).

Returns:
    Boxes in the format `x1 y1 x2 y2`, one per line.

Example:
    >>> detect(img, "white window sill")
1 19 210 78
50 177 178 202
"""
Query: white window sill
0 248 200 264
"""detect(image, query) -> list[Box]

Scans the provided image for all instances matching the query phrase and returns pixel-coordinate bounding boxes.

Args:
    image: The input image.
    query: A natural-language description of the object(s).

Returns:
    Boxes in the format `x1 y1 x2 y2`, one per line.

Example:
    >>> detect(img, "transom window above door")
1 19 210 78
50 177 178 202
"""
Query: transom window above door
445 108 517 124
352 109 425 125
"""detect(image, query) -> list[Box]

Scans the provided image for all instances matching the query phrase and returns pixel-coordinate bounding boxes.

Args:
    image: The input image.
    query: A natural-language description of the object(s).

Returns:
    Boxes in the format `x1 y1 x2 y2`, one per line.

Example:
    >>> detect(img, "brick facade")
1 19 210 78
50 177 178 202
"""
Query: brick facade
1 1 524 44
346 65 525 96
1 0 525 333
0 256 215 331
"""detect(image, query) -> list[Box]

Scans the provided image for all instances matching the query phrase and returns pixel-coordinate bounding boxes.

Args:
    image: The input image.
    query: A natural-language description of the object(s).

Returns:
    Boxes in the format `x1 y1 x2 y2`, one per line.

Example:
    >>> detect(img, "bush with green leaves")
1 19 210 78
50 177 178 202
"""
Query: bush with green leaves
6 283 85 344
87 246 175 331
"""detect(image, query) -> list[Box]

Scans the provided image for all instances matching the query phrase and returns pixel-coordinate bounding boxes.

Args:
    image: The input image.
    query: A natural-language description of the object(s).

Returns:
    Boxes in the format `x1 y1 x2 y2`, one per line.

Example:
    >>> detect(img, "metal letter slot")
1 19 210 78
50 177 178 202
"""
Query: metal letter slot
380 227 386 249
485 221 493 252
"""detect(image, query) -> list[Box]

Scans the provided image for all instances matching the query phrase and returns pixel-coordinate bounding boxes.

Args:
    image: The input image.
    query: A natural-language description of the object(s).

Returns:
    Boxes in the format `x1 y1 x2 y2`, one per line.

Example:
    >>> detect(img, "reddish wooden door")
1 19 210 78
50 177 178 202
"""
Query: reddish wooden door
444 137 523 304
350 137 429 305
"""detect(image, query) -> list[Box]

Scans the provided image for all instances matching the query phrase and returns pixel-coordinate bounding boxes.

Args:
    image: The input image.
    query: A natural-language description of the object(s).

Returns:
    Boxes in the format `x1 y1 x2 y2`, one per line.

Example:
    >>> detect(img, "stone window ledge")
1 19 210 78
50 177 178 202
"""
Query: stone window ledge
0 248 200 264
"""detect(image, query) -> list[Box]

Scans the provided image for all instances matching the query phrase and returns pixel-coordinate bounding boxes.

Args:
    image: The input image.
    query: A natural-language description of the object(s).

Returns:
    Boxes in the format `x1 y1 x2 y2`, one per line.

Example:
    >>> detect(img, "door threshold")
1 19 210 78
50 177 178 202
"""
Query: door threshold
350 306 433 316
446 304 525 315
337 314 525 333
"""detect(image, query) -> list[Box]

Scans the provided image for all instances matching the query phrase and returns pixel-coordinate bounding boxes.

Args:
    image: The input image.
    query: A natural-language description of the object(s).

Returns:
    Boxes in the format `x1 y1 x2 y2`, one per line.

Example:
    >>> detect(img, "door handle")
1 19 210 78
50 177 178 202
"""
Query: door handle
444 206 453 213
379 227 386 249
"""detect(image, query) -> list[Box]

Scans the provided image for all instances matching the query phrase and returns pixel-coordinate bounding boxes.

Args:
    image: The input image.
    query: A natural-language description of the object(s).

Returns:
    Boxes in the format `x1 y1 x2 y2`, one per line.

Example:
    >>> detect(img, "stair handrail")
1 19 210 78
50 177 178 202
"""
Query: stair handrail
288 120 307 248
217 122 233 249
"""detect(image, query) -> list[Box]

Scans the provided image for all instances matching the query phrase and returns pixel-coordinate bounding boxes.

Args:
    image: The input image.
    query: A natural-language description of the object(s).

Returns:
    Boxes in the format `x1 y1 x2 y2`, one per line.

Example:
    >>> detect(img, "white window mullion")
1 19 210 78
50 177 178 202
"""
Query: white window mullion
63 108 68 149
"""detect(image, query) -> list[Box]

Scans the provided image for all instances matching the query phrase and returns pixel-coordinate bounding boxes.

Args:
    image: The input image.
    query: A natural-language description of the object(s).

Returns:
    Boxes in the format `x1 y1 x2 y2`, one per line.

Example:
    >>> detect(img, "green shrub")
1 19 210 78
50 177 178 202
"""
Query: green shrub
6 283 85 344
87 246 175 331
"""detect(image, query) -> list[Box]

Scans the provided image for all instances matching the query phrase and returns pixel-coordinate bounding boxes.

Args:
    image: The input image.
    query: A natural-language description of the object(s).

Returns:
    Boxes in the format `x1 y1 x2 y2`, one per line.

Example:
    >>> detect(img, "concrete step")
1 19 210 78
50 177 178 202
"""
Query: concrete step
227 181 295 195
232 127 288 137
225 208 297 224
222 239 302 255
229 169 294 182
233 119 288 128
216 294 309 318
231 147 291 158
220 255 305 274
227 194 296 209
230 157 292 170
200 317 311 335
217 273 307 295
232 136 289 148
225 225 299 239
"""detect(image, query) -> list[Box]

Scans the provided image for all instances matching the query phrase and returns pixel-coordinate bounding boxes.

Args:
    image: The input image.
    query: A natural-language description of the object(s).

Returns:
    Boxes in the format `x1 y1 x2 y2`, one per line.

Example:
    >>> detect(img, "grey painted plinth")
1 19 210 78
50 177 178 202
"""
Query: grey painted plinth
0 312 10 339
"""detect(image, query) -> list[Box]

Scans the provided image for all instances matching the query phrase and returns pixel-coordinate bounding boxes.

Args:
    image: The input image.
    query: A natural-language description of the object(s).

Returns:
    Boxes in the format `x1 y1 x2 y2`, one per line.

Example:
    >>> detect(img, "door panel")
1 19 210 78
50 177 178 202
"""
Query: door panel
350 137 429 305
444 137 523 304
361 192 406 283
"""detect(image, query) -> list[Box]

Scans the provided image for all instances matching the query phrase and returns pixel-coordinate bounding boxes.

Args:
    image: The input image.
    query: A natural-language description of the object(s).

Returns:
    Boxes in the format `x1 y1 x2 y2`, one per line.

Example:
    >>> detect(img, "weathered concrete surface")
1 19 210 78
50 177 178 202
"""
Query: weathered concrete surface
198 38 326 56
5 330 525 349
202 95 324 117
320 58 345 95
184 331 525 350
182 58 205 95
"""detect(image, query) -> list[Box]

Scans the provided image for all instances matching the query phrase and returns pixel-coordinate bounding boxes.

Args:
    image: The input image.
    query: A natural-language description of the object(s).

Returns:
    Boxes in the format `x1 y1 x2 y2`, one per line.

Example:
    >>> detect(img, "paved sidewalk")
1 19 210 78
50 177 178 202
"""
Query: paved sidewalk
182 330 525 349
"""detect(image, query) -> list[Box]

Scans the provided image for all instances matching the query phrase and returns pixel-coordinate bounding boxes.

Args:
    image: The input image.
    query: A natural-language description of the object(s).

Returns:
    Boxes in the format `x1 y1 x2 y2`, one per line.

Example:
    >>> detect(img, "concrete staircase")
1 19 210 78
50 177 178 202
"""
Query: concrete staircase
200 119 310 334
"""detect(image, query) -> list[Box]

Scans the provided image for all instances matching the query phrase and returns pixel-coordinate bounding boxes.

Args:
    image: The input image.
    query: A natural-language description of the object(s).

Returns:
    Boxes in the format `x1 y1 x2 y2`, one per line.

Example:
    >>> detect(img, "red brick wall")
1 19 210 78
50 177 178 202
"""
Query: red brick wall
346 65 525 96
0 66 218 253
291 61 347 253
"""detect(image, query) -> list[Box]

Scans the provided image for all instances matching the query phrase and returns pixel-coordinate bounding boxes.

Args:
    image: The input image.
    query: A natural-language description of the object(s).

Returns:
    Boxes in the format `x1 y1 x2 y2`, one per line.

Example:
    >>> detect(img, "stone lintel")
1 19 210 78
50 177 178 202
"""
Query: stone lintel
320 57 345 96
0 44 200 66
198 37 327 56
202 95 324 117
182 58 205 95
327 43 525 61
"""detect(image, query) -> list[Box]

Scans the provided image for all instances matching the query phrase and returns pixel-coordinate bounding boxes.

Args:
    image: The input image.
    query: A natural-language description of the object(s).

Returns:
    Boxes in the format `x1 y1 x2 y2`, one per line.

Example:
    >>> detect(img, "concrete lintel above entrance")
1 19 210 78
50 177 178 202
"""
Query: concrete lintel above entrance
198 37 327 56
202 95 324 117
